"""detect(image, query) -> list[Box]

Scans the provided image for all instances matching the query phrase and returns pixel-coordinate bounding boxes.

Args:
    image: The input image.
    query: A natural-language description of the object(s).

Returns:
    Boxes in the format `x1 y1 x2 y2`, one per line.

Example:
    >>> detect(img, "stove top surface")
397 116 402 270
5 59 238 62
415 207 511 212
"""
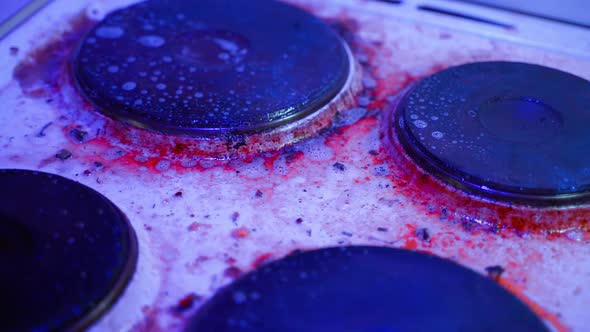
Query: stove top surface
1 0 590 331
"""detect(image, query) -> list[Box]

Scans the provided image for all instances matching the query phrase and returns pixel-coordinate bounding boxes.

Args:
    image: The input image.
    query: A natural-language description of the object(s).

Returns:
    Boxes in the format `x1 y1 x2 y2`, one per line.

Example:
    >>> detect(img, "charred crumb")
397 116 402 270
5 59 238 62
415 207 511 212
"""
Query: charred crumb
9 47 19 56
231 212 240 223
69 128 88 142
174 191 183 198
55 149 72 160
341 231 353 237
94 161 104 168
369 150 379 156
172 293 202 313
307 229 312 237
377 227 388 232
255 190 263 198
224 266 243 279
333 162 346 172
485 265 505 281
144 224 152 231
295 217 303 224
37 122 53 137
414 228 430 241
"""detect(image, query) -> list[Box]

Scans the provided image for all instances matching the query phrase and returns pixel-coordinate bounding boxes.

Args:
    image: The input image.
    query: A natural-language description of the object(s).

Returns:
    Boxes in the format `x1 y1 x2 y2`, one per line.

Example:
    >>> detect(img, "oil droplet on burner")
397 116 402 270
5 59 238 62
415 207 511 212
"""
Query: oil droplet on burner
138 35 166 48
95 26 124 39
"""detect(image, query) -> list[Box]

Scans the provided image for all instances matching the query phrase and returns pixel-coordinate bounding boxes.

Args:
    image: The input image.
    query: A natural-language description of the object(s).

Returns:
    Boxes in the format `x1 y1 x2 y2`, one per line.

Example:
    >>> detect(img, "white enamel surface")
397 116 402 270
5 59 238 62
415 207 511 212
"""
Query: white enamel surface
1 0 590 331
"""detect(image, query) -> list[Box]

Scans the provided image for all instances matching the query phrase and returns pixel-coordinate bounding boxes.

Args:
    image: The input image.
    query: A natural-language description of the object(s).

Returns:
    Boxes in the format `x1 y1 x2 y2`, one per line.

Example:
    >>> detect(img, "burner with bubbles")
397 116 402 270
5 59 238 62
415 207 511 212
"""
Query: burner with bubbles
185 246 548 331
72 0 352 137
391 61 590 206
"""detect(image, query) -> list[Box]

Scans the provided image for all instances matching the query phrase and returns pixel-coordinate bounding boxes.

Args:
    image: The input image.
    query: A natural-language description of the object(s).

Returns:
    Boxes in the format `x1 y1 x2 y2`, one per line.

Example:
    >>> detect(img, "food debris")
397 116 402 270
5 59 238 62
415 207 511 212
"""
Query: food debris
231 212 240 223
174 191 183 198
333 162 346 172
255 190 263 198
69 128 88 142
55 149 72 160
485 265 506 281
295 217 304 224
414 228 430 241
37 122 53 137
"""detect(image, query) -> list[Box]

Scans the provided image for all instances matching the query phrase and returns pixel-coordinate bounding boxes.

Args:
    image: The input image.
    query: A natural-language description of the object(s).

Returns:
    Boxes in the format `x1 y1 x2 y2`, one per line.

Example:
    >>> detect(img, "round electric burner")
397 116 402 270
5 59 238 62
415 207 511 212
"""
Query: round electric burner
185 246 548 331
73 0 350 136
0 169 137 331
393 61 590 206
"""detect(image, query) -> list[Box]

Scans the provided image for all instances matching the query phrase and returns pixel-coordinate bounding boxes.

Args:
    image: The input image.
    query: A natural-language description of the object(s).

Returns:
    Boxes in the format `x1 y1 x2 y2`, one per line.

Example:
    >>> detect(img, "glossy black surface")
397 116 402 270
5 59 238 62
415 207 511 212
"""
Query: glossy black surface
394 61 590 206
0 169 137 331
186 246 548 332
73 0 350 136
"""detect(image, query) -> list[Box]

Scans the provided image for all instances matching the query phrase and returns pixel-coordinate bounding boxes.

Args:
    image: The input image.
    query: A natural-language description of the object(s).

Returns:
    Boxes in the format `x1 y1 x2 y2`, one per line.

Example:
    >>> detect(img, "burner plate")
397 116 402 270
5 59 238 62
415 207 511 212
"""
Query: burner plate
185 246 548 332
72 0 350 136
0 169 137 331
393 61 590 206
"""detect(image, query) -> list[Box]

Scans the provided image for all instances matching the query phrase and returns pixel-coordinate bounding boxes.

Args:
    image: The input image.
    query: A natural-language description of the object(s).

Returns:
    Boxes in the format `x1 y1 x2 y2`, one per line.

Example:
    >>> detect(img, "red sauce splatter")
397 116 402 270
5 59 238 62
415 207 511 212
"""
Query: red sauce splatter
232 227 250 239
379 113 590 235
173 293 201 313
252 253 273 268
498 278 568 332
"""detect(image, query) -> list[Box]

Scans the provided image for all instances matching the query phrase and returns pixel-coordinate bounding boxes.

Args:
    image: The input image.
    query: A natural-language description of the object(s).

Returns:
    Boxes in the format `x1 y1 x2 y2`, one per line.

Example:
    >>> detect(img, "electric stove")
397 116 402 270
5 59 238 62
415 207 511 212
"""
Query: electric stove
1 0 590 331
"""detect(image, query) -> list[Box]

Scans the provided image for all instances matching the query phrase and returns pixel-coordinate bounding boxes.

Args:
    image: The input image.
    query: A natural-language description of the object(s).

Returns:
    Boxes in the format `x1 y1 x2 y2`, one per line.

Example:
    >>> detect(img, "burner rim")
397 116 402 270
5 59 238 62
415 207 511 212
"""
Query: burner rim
186 245 549 331
0 168 138 331
392 61 590 207
70 0 354 137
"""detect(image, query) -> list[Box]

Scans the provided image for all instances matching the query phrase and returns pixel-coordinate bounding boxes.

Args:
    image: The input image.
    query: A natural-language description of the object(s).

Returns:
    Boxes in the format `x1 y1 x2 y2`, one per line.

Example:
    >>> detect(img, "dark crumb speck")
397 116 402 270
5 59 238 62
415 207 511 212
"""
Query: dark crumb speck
9 46 18 56
333 162 346 172
369 150 379 156
174 191 183 198
414 228 430 241
94 161 104 168
255 190 263 198
231 212 240 222
377 227 388 232
55 149 72 160
37 122 53 137
295 217 303 224
144 224 152 231
69 128 88 142
341 231 353 237
485 265 505 281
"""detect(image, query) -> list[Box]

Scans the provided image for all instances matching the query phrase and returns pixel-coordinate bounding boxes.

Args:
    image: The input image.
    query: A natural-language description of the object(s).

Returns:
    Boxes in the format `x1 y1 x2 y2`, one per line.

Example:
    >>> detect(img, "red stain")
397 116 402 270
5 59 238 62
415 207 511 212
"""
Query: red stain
187 223 211 232
173 293 201 313
252 253 274 268
379 107 590 235
232 227 249 239
224 266 243 279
